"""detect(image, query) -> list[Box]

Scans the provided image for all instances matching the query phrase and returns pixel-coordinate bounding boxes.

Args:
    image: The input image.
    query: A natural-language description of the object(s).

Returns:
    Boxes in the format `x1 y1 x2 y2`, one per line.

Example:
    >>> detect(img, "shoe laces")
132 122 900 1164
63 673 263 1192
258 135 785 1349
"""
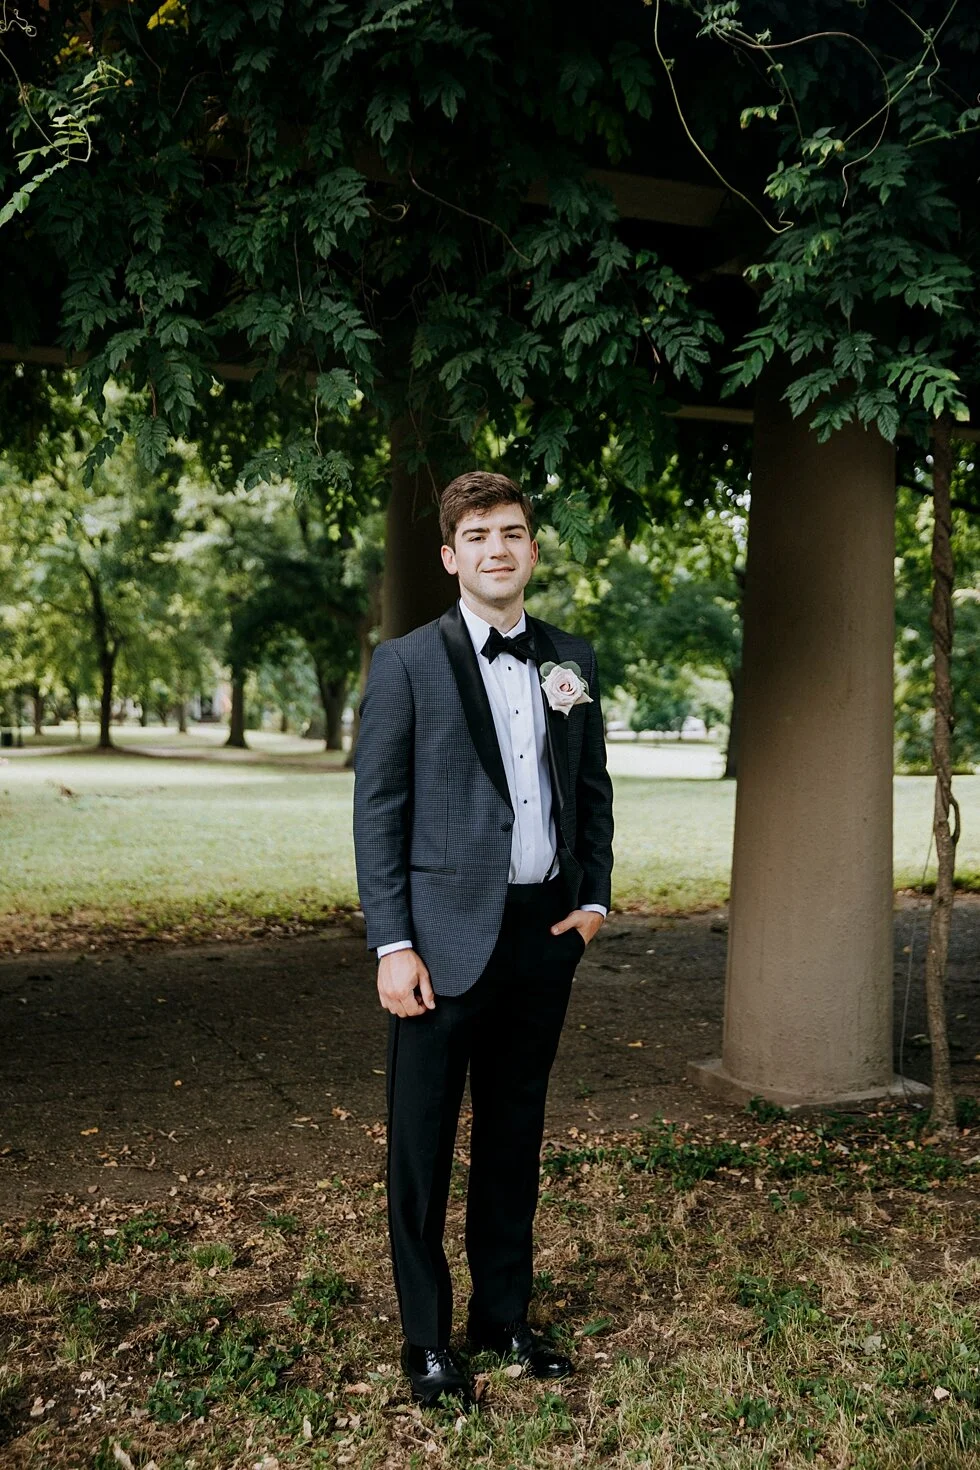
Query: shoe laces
425 1346 461 1372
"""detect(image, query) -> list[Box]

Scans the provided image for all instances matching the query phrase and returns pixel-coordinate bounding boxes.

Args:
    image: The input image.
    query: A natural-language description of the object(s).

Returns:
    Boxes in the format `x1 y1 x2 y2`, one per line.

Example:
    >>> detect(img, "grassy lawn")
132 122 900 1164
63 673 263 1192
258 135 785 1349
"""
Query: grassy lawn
3 735 979 1466
2 1109 978 1467
1 729 979 944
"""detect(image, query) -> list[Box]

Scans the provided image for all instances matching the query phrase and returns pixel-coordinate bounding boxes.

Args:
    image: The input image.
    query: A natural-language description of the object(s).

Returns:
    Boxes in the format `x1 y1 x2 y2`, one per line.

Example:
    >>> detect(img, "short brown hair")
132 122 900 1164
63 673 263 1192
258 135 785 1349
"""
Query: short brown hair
439 471 533 547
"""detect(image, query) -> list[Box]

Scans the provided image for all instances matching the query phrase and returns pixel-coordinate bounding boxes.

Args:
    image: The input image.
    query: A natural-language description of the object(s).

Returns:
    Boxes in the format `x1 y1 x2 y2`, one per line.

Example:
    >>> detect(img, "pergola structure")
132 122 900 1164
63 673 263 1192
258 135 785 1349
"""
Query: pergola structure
0 150 914 1108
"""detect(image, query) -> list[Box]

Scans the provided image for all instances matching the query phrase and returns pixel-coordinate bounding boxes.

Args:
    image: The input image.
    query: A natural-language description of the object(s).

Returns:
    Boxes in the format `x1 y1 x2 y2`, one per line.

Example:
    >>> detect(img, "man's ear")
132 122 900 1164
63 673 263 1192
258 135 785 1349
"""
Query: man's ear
440 543 457 575
529 538 539 567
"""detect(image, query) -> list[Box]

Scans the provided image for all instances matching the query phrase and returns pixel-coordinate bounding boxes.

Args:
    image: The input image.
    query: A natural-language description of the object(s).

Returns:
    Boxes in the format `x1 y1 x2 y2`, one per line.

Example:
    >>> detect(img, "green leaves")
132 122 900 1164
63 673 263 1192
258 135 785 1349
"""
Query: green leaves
153 354 201 425
529 408 575 477
609 41 654 117
133 416 172 475
548 488 594 565
82 425 125 488
883 349 969 423
315 370 357 419
365 89 411 145
306 168 370 257
0 59 122 232
0 160 71 229
714 11 980 442
831 333 875 384
1 0 728 504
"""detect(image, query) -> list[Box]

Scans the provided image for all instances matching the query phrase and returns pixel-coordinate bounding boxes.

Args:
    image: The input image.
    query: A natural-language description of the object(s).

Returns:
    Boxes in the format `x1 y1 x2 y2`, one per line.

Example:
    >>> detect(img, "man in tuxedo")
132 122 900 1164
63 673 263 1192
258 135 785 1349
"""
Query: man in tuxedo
353 471 614 1407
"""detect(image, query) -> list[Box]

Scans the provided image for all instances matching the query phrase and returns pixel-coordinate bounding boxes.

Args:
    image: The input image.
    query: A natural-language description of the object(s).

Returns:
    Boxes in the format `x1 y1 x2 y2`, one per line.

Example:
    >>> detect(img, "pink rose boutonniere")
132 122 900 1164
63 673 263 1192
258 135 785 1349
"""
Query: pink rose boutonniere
540 661 593 717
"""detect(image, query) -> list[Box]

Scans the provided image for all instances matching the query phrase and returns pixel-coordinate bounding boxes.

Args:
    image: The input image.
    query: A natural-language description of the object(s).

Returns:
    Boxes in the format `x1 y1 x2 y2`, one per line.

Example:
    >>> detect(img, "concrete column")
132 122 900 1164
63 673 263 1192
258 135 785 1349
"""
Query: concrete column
691 375 911 1106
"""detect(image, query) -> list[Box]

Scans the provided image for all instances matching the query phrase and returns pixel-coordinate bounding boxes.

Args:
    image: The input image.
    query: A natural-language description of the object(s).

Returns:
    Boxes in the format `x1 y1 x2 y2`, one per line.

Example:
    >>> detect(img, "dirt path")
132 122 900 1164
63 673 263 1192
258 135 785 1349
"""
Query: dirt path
2 900 979 1212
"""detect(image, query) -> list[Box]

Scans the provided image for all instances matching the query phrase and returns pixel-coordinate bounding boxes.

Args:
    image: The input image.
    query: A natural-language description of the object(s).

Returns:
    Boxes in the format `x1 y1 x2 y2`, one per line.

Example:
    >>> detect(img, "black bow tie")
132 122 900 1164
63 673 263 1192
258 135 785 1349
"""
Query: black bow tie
481 626 536 664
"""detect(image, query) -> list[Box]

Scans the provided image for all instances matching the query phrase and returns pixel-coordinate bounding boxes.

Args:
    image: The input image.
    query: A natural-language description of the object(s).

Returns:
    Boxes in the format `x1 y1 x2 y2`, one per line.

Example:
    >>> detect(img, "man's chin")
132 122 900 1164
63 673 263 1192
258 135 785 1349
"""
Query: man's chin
480 573 523 594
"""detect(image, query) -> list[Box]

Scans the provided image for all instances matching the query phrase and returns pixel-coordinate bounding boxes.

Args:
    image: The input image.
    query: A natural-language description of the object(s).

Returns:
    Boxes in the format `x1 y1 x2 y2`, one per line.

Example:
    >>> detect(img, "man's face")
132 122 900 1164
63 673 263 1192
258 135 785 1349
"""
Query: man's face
440 501 538 606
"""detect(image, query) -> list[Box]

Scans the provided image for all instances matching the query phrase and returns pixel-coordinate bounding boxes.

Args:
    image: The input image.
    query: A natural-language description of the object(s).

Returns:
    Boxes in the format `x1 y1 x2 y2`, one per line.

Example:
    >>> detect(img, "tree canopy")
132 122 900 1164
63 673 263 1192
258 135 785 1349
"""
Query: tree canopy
3 1 978 489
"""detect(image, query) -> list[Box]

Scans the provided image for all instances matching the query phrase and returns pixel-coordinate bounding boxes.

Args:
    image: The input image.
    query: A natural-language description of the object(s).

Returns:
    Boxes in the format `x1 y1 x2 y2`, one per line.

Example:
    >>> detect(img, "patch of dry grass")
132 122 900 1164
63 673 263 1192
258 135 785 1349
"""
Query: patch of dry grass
1 1113 979 1468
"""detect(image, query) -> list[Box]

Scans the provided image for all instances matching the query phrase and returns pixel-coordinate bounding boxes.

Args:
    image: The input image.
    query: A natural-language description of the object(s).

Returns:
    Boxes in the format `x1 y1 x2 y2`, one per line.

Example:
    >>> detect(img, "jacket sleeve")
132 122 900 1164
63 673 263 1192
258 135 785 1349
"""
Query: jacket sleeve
352 641 415 950
573 646 614 909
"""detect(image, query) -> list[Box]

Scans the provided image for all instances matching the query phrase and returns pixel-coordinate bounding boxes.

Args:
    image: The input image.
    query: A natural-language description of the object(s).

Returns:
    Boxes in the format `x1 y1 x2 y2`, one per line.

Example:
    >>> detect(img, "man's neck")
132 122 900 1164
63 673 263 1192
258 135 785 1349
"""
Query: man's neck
460 591 525 634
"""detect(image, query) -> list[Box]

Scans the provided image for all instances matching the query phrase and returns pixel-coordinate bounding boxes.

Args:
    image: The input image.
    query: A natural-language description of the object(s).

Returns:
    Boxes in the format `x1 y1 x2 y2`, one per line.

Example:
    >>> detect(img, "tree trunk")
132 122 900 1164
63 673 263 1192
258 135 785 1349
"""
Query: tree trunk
279 707 289 734
304 709 326 740
345 570 383 769
98 652 116 750
177 701 188 734
310 663 347 751
30 684 44 737
139 699 150 728
924 416 958 1135
723 667 740 780
381 416 457 639
83 567 121 751
226 669 247 748
325 679 346 750
68 685 82 741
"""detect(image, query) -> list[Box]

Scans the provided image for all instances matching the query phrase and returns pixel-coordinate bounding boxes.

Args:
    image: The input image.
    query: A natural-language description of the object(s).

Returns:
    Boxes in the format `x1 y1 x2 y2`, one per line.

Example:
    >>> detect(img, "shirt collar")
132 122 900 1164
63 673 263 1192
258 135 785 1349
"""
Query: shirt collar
458 597 526 657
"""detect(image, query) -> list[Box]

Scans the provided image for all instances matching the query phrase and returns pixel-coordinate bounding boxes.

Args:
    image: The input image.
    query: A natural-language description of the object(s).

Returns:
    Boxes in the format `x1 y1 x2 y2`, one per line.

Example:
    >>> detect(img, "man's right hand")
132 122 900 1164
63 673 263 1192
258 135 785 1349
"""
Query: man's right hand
377 948 436 1018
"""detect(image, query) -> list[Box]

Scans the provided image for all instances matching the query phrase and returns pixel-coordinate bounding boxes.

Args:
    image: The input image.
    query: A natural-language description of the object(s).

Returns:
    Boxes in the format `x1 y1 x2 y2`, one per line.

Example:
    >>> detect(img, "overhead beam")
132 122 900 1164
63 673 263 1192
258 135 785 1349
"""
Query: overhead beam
0 341 749 422
351 148 726 230
672 404 752 426
526 169 726 229
0 341 275 383
5 345 977 441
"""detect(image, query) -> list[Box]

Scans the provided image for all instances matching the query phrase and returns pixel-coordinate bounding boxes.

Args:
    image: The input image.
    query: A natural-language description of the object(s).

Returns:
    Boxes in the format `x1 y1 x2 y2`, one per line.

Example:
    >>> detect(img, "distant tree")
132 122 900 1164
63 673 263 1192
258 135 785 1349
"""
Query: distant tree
256 640 320 737
529 444 747 767
189 385 384 750
630 665 695 737
1 388 183 748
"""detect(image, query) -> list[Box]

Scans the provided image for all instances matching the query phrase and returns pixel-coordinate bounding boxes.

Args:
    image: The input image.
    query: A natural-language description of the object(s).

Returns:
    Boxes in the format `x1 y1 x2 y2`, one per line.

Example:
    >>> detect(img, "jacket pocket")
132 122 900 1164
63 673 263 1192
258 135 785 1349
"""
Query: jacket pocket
409 864 457 875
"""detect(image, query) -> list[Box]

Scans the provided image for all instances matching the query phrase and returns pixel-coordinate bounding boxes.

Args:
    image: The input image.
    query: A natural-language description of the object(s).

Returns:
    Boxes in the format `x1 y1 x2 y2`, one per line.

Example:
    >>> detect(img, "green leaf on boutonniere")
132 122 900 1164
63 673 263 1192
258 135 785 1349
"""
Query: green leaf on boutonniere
540 661 556 677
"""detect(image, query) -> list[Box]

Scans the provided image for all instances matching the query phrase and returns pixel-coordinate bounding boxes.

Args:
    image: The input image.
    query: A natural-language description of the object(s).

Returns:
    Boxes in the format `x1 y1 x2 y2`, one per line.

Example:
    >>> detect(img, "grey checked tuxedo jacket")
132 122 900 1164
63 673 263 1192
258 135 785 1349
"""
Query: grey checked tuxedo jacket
352 600 614 996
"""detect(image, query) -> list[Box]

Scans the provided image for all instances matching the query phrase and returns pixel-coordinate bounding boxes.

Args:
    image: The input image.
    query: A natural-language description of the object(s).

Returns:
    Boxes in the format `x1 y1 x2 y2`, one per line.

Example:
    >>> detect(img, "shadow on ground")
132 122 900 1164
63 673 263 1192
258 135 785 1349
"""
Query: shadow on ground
2 899 979 1210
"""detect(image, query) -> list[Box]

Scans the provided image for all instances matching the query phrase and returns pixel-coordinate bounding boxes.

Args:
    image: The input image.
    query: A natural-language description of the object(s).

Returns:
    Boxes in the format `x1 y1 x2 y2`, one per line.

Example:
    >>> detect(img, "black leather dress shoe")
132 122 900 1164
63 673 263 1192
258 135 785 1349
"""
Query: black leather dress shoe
401 1342 475 1407
467 1317 574 1379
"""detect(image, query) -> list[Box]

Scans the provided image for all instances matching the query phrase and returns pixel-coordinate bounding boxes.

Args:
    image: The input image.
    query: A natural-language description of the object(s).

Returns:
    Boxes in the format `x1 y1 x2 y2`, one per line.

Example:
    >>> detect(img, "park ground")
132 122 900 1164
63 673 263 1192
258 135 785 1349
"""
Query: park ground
1 732 980 1466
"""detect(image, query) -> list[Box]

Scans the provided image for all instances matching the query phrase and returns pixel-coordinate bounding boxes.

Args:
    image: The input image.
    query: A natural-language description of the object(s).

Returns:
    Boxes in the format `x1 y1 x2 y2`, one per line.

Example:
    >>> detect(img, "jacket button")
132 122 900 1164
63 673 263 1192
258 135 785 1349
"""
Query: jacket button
501 821 513 832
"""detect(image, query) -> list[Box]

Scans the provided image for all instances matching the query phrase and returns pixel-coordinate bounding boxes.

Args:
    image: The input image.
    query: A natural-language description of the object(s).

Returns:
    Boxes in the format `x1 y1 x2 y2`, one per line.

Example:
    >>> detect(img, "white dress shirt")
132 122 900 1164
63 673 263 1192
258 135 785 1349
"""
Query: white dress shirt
460 598 559 886
377 597 606 957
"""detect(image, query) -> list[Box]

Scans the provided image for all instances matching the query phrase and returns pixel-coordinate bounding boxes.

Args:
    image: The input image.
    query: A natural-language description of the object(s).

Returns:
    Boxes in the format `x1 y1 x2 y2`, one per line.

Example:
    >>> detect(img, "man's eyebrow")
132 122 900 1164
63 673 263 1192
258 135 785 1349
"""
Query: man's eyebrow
462 522 527 535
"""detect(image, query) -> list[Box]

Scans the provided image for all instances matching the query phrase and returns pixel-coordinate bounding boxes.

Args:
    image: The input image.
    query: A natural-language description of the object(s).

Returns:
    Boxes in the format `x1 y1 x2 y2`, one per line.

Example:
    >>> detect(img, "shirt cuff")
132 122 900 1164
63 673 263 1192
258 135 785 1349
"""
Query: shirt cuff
581 903 607 918
376 940 413 959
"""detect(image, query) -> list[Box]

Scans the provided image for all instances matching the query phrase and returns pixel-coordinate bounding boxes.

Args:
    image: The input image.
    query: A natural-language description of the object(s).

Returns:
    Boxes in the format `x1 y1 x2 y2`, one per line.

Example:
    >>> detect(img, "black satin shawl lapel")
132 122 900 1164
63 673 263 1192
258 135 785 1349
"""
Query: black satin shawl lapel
527 616 570 820
439 602 513 813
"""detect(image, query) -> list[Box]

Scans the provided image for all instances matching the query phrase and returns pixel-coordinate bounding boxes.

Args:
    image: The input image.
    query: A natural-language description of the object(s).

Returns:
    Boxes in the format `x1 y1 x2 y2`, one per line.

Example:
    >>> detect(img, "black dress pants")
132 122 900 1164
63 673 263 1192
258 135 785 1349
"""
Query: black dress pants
385 878 583 1347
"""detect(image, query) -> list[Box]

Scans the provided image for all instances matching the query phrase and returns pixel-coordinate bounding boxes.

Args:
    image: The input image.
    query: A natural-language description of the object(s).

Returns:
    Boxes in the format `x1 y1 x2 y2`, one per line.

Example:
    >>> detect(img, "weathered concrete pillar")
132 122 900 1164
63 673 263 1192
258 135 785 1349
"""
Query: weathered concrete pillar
691 376 912 1105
